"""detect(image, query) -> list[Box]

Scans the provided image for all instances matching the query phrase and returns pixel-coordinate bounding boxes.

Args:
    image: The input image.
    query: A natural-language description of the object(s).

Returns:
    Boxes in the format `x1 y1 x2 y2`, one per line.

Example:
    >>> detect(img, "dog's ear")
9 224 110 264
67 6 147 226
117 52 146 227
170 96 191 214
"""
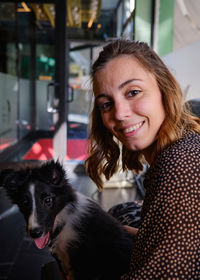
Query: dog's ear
0 169 20 199
39 160 66 185
0 169 15 187
0 168 31 205
52 161 66 185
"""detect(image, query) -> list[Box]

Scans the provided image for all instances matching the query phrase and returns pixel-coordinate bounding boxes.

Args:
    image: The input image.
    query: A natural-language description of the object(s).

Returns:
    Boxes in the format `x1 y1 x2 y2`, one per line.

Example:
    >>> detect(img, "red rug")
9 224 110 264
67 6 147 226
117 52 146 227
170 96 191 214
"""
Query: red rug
23 139 88 161
0 138 15 151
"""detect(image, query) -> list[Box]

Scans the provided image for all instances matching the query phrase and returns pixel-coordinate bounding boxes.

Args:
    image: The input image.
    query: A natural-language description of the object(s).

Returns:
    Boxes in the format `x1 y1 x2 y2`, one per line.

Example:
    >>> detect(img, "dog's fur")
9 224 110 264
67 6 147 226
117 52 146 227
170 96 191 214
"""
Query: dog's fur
0 161 134 280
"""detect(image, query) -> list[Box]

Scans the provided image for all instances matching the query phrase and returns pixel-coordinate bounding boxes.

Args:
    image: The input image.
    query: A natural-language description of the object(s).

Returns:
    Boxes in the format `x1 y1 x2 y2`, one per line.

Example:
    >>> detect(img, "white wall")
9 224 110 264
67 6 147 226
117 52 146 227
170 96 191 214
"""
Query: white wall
163 40 200 101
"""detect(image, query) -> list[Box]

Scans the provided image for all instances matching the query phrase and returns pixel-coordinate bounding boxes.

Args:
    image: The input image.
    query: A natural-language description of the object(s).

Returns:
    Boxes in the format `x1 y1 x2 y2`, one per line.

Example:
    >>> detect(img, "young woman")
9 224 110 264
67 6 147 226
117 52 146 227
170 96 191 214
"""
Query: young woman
85 39 200 279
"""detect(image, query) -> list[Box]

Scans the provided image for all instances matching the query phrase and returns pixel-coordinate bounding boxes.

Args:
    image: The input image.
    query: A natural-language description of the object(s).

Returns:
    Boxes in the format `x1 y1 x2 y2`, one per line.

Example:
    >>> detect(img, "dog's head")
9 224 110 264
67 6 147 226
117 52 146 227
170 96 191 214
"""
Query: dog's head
0 161 76 249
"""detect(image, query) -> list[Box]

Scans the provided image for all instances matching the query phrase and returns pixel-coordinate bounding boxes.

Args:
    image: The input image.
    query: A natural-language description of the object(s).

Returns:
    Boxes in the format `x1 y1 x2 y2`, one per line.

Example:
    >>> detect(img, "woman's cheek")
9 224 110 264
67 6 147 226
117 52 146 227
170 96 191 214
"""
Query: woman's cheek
101 114 111 129
132 100 149 117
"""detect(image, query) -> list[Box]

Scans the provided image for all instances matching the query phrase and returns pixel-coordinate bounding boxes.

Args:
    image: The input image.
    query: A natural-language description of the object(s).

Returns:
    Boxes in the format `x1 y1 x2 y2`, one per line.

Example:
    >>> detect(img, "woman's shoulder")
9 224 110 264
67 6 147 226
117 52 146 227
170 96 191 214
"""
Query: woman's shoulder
158 131 199 164
146 131 200 179
143 131 200 203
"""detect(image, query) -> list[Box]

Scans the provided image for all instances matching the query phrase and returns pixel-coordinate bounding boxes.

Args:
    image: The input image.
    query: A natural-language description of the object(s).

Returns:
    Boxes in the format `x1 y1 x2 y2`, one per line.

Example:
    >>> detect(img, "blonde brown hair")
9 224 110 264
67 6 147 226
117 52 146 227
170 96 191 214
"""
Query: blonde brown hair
85 39 200 190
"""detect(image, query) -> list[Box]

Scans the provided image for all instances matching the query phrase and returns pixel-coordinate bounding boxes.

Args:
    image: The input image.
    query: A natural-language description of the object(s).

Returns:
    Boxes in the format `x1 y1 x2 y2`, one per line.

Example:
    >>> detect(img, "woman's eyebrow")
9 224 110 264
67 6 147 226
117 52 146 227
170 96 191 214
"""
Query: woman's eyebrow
95 79 142 102
95 93 109 102
118 79 142 89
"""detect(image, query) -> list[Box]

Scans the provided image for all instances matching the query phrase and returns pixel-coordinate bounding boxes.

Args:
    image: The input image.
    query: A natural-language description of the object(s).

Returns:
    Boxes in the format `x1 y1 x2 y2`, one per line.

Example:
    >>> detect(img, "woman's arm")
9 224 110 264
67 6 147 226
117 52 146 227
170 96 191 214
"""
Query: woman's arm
123 225 138 236
122 138 200 279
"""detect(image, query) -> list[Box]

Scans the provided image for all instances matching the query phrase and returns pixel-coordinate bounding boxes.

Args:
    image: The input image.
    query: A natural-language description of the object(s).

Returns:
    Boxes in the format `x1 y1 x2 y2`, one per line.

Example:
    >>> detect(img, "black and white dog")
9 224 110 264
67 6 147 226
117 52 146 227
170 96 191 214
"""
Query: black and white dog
0 161 134 280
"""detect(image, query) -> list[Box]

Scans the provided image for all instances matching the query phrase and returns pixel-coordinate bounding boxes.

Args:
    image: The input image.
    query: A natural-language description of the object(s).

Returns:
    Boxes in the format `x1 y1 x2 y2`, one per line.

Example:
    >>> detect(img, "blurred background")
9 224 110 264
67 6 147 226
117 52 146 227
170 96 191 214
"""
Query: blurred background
0 1 200 279
0 0 200 165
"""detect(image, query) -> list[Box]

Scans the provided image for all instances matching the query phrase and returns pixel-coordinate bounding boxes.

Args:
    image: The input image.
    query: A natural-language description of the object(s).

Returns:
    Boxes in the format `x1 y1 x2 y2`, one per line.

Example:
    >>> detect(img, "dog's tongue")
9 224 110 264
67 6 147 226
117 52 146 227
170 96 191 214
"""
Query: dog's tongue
34 232 50 249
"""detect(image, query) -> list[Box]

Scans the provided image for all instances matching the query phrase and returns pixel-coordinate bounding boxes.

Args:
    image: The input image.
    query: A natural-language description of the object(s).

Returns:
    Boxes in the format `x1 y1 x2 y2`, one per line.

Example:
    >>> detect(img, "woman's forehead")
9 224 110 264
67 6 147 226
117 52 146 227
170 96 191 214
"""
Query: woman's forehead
94 55 152 78
93 55 156 93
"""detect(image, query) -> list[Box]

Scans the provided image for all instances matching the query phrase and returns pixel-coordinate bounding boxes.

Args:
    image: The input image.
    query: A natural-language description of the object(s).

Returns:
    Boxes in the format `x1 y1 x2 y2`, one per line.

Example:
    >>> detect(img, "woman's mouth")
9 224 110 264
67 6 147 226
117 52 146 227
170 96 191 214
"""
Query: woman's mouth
123 121 144 134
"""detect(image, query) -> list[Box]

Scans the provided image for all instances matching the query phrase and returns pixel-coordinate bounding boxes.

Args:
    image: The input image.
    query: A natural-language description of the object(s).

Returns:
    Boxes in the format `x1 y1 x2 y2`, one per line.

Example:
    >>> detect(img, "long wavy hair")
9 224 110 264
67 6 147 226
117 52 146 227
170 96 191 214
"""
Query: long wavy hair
85 39 200 190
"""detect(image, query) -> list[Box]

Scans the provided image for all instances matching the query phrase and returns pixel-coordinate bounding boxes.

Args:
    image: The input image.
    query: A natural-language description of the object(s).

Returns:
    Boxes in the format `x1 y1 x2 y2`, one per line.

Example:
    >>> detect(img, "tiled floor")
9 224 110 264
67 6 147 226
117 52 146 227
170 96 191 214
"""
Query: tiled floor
0 160 143 280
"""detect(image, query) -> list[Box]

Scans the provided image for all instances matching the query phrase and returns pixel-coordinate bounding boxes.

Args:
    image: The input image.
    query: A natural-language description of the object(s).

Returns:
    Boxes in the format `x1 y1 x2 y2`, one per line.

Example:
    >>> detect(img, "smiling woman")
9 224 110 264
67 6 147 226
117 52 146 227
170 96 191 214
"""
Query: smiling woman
85 39 200 279
93 55 165 160
86 39 200 188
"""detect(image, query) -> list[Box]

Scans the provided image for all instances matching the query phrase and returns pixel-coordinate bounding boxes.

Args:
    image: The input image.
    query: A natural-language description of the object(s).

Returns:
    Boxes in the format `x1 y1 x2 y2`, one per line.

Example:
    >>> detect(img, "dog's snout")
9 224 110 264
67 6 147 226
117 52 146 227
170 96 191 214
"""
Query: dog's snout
29 228 43 239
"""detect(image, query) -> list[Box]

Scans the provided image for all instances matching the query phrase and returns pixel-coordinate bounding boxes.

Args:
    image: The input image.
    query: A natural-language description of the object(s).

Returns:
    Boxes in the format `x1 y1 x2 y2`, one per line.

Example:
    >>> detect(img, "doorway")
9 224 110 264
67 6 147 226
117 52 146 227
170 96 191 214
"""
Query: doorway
0 1 91 163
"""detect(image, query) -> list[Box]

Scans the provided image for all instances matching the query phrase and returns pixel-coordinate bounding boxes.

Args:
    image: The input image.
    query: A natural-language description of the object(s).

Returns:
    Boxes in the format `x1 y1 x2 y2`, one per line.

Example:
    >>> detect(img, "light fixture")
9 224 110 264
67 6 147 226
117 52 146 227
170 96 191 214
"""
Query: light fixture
87 12 95 28
17 2 31 12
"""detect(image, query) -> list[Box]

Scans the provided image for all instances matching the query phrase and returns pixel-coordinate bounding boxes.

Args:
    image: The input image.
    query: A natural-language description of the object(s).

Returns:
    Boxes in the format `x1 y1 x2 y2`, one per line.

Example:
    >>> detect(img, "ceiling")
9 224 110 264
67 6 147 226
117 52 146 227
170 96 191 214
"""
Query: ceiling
2 0 200 49
0 0 121 43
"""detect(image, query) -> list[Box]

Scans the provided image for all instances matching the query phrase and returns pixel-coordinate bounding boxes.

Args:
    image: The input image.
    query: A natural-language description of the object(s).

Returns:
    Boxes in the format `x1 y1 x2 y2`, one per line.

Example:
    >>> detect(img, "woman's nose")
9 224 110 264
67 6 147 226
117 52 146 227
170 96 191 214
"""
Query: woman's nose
114 100 132 120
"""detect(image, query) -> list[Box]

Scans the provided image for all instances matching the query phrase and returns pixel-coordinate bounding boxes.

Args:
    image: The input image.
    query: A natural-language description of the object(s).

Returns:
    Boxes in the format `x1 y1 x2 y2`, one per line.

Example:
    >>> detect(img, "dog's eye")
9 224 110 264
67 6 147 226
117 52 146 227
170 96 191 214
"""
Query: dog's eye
43 196 54 207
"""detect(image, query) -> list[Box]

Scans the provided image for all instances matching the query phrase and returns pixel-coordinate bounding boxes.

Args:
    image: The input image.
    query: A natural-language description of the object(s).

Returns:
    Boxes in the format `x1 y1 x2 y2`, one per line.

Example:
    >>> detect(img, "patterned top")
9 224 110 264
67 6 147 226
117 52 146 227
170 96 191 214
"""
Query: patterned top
122 131 200 279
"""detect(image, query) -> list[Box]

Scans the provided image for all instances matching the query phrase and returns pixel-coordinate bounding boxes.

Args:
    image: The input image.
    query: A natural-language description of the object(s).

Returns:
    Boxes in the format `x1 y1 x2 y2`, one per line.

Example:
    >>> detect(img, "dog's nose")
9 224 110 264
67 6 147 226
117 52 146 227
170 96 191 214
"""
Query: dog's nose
29 228 43 239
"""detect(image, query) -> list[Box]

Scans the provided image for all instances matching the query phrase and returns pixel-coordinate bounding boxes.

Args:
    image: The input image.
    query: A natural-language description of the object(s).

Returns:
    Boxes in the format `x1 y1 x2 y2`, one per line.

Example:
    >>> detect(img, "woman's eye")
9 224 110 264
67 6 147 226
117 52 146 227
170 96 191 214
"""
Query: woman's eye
99 101 112 111
127 90 141 97
43 196 54 207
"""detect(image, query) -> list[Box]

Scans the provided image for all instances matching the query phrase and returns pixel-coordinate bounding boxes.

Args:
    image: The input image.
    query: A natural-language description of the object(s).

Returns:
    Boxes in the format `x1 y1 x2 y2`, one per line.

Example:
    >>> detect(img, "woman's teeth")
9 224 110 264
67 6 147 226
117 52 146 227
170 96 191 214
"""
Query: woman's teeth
124 122 143 133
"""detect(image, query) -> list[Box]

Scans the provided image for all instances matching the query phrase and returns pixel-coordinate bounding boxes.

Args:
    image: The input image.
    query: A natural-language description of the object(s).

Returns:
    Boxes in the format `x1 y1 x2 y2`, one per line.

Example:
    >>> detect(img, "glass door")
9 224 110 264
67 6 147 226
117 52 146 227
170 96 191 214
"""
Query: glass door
0 3 19 152
0 1 68 162
67 44 93 162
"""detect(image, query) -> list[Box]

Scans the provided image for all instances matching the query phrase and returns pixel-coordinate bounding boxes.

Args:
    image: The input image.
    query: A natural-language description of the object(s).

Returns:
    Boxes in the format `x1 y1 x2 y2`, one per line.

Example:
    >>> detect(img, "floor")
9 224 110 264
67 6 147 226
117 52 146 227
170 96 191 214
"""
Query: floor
0 160 144 280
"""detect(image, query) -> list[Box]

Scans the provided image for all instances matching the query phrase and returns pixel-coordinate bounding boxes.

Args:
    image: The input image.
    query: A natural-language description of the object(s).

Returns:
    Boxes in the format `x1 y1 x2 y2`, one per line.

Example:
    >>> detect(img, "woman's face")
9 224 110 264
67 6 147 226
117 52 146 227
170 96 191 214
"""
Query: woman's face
93 55 165 160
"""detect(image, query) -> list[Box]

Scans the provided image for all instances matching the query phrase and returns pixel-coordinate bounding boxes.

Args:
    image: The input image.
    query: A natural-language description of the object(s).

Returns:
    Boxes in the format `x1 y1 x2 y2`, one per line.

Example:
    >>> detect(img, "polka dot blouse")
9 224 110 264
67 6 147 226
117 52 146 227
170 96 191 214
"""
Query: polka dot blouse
121 131 200 279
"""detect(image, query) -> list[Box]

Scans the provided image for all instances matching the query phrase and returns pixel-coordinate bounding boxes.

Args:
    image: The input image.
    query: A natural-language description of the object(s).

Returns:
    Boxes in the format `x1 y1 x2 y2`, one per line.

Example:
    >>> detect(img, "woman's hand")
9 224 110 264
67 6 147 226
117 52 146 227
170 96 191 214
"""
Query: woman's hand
123 225 138 236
